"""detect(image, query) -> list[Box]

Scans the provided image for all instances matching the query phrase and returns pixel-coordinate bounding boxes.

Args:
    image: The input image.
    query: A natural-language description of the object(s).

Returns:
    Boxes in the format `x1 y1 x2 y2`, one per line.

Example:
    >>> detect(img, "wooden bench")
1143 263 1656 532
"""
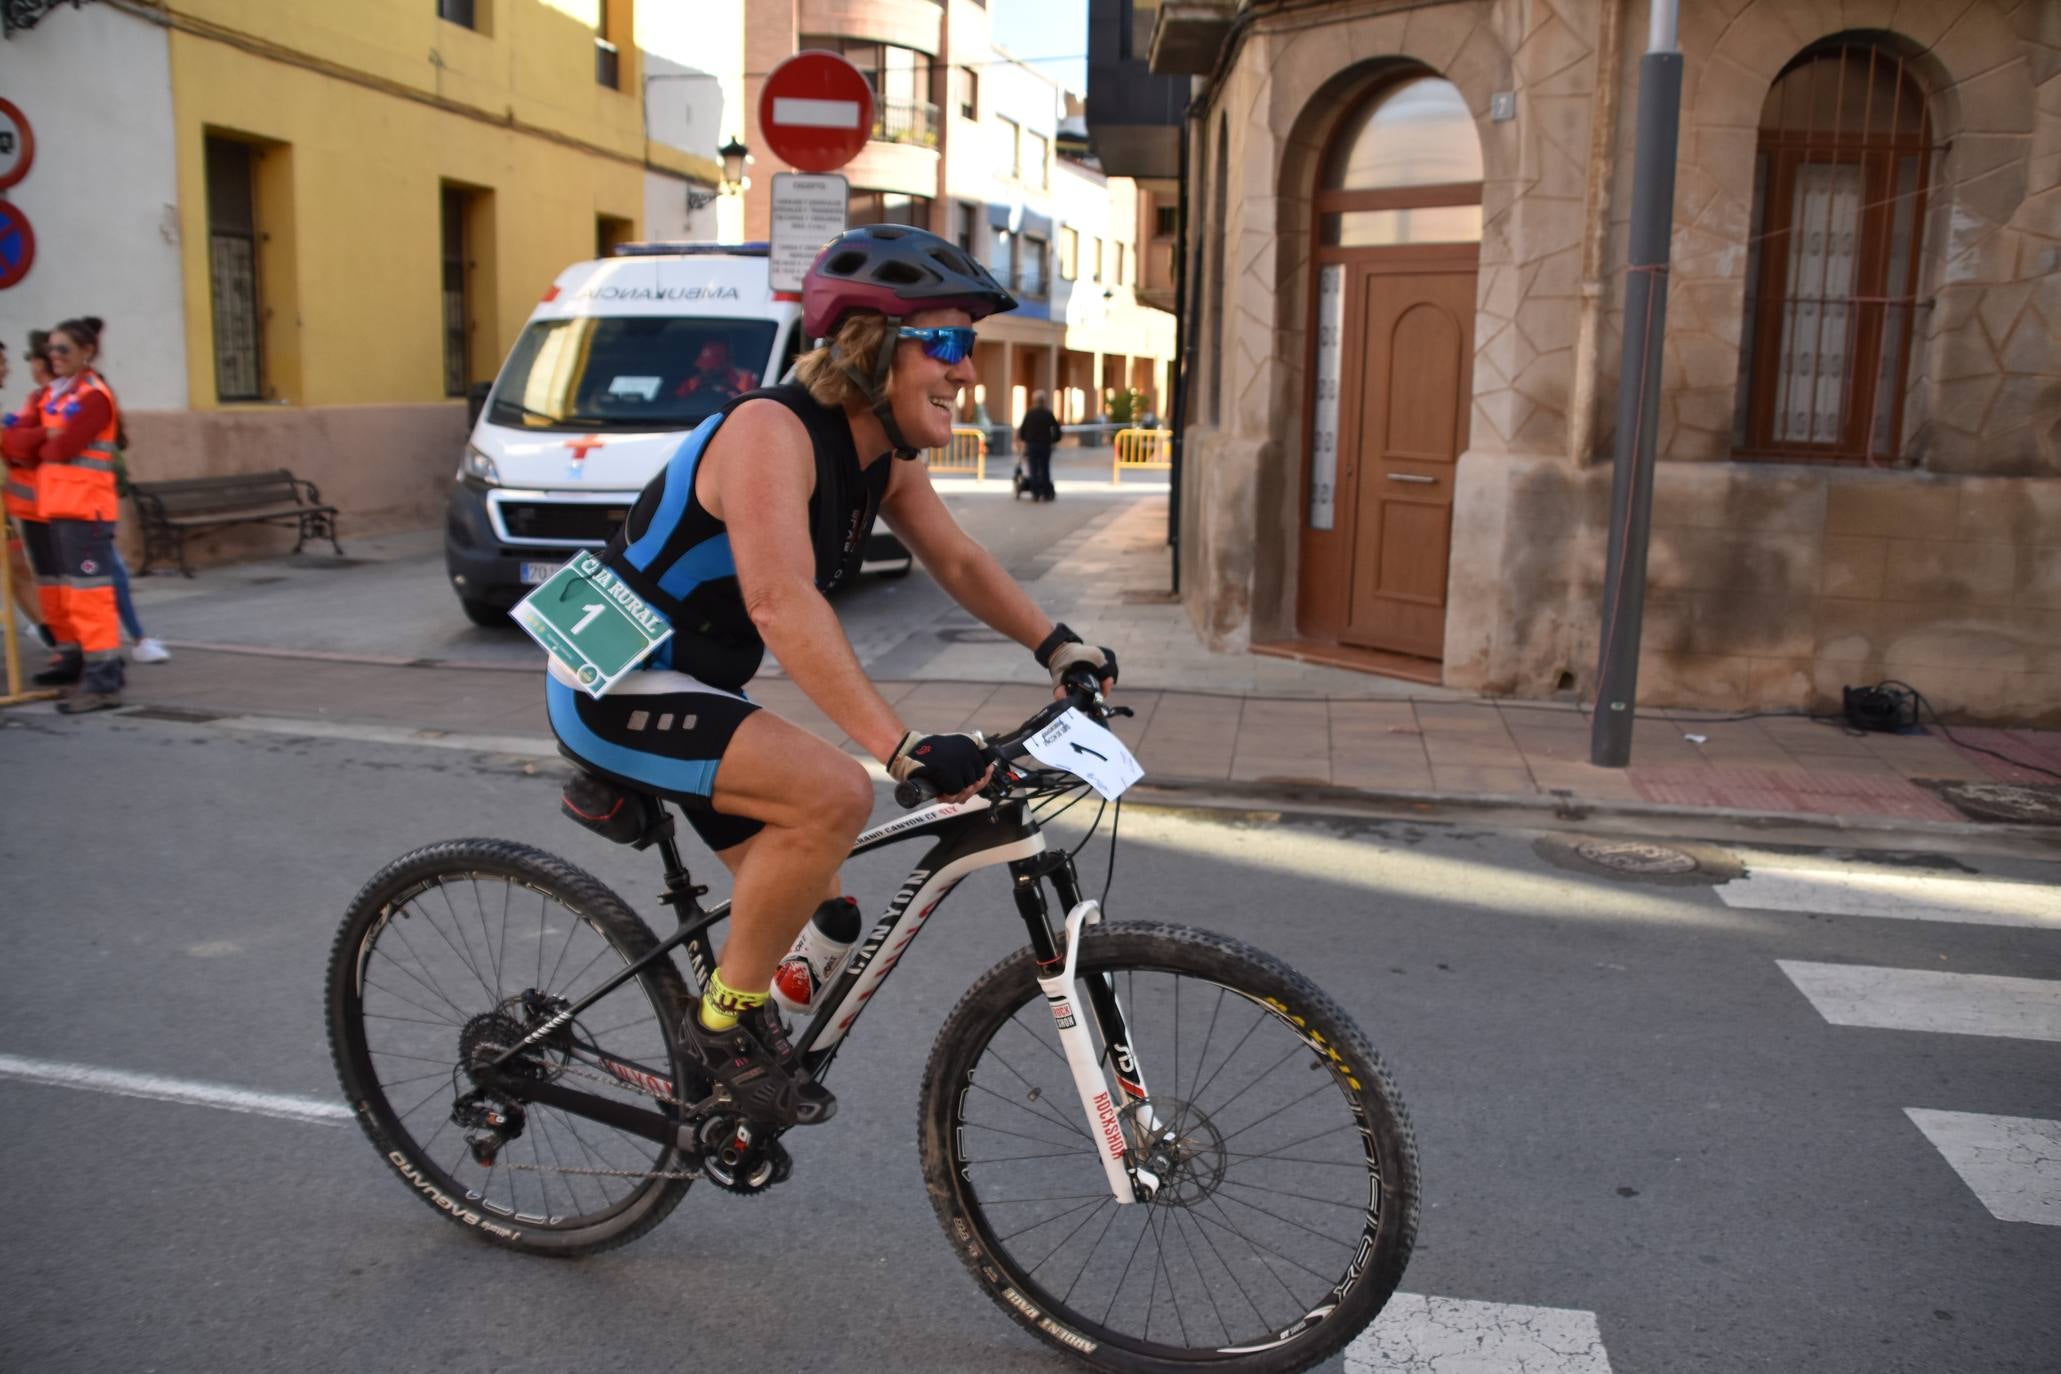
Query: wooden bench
131 469 342 577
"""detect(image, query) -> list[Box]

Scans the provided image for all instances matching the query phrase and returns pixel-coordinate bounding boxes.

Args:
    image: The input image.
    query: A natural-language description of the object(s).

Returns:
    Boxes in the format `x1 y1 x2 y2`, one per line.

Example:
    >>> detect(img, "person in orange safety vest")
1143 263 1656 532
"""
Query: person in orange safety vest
3 332 58 654
2 316 126 712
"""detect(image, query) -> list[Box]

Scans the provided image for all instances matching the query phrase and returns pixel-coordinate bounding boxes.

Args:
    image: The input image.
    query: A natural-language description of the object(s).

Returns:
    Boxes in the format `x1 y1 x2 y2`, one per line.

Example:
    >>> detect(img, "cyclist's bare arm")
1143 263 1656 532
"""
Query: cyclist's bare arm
880 456 1055 654
701 401 904 763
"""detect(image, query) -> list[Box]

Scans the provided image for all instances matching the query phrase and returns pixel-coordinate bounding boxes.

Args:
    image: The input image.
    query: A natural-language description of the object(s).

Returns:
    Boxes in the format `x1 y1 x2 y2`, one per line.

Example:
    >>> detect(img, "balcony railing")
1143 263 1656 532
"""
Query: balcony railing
872 98 939 150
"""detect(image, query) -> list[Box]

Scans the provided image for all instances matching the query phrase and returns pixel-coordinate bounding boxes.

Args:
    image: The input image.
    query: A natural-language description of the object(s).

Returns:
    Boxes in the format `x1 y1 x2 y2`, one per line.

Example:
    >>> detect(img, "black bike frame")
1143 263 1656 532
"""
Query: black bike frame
482 789 1149 1154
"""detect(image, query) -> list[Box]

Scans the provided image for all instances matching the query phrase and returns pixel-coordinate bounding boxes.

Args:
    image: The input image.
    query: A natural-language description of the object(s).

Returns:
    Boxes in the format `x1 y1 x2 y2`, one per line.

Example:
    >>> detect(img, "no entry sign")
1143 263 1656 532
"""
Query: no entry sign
758 51 873 173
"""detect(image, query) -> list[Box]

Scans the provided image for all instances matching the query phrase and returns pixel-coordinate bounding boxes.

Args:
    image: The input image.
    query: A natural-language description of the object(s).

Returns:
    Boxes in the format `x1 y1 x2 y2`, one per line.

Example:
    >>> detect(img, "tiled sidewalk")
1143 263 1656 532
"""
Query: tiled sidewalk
83 646 2061 831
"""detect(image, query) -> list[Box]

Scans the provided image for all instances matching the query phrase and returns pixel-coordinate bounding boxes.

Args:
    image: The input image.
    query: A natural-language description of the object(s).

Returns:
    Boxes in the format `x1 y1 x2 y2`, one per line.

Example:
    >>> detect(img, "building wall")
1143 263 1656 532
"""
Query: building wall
1178 0 2061 722
0 4 187 413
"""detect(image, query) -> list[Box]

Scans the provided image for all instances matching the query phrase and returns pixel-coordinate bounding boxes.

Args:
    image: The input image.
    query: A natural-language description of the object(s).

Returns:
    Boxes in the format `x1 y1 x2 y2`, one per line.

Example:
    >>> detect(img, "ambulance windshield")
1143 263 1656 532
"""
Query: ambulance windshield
486 316 779 430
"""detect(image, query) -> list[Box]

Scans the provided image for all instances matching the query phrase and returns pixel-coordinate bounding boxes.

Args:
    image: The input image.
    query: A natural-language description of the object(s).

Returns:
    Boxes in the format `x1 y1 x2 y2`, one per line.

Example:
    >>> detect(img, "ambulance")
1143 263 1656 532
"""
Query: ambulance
443 242 906 625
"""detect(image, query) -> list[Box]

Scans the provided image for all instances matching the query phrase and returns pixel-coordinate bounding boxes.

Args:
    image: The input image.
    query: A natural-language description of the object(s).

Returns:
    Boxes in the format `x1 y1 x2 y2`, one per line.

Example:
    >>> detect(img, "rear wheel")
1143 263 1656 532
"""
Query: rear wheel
920 922 1418 1373
327 839 696 1256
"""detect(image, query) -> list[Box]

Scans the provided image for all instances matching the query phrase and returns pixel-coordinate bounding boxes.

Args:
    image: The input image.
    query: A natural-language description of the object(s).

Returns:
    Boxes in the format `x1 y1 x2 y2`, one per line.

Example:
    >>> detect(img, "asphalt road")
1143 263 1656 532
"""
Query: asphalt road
3 711 2056 1372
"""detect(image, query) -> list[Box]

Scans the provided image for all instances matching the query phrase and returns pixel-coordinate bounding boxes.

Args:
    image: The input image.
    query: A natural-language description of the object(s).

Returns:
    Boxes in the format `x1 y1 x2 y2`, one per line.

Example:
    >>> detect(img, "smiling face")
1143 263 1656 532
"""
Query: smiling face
886 307 977 451
46 329 93 380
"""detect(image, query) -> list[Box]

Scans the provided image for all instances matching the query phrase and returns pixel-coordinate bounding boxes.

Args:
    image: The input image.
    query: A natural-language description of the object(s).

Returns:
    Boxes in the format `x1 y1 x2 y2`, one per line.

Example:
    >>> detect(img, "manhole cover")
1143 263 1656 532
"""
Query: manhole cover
1920 780 2061 826
1573 839 1700 874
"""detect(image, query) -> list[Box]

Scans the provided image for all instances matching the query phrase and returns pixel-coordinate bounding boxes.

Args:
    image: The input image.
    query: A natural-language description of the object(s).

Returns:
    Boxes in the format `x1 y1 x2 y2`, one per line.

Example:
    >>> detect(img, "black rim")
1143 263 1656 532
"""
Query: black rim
341 870 683 1231
947 966 1388 1361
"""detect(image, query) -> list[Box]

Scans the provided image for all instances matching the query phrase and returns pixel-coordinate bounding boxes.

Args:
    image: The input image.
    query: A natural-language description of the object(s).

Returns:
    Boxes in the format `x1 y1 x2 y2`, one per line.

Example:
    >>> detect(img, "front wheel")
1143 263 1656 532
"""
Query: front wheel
327 839 696 1257
920 922 1418 1373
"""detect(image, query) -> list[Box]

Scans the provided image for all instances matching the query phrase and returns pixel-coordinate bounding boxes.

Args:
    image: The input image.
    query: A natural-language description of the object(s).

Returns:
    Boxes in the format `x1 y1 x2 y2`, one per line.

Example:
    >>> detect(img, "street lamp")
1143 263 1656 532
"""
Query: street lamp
719 136 749 190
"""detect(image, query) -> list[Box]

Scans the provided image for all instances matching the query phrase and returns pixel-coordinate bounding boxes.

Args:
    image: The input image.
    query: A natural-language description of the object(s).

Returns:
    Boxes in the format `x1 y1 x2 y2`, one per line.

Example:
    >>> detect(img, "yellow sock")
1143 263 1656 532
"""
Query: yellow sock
698 966 768 1031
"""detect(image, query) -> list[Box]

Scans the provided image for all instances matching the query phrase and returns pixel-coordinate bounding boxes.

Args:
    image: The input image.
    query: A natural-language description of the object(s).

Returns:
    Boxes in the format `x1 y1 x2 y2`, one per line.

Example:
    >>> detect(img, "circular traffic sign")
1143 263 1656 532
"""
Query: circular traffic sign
758 51 874 173
0 201 34 290
0 99 32 191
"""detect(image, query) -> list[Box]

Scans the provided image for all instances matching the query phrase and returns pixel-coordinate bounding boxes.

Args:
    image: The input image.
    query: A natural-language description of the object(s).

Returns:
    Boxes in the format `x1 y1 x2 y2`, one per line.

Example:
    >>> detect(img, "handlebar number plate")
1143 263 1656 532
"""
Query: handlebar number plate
1023 708 1144 800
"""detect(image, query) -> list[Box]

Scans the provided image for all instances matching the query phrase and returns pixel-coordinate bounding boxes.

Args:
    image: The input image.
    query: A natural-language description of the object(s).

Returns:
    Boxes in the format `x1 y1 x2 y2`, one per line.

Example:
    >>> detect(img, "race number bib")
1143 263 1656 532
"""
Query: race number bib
511 551 673 699
1023 708 1144 801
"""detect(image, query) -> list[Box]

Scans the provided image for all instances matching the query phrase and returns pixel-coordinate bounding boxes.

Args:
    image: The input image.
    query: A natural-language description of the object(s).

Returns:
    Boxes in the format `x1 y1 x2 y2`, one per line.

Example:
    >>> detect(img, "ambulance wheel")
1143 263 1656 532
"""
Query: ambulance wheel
461 598 509 627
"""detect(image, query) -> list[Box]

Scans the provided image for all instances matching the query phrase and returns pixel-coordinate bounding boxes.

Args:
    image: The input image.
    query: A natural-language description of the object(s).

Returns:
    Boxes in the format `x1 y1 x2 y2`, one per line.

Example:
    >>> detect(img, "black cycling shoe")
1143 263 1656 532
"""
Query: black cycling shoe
680 1004 836 1127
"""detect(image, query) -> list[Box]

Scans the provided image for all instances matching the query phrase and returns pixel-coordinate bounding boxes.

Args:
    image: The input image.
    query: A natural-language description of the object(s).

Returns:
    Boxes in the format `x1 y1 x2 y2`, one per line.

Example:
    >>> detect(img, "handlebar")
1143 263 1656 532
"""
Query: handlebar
892 665 1123 809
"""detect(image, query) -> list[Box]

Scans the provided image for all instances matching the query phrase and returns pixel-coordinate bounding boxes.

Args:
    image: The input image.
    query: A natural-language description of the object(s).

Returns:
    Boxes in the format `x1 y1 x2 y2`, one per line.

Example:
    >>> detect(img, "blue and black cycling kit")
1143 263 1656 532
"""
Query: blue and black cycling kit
546 383 891 850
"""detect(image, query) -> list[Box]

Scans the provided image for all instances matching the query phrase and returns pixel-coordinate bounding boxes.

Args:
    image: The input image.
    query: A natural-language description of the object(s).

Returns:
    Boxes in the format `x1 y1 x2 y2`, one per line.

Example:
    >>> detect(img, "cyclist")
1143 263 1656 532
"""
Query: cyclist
546 225 1117 1127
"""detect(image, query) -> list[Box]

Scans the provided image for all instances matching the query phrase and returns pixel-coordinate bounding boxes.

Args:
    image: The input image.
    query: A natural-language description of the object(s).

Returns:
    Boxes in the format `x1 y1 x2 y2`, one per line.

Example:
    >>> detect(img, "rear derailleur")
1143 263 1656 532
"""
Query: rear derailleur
452 1089 526 1167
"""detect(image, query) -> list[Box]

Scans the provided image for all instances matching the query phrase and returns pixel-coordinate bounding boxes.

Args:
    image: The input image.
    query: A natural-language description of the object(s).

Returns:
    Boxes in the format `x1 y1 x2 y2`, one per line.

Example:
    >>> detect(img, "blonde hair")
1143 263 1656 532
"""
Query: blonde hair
794 313 895 410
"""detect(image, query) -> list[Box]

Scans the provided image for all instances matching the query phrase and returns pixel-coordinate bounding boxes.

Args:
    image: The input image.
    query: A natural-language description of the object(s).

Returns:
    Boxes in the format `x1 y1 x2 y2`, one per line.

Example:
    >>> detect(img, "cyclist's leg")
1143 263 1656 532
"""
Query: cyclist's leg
702 710 871 990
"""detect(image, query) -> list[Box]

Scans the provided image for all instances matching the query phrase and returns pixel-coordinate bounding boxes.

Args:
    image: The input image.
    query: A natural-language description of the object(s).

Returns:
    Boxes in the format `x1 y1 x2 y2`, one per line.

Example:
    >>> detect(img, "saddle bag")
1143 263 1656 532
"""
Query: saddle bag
561 770 664 846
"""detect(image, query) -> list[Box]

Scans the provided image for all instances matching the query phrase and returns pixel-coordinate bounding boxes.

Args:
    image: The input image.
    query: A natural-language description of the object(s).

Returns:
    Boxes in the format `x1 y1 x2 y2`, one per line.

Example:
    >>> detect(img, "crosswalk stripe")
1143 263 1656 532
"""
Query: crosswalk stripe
1776 961 2061 1042
1716 866 2061 928
1347 1293 1613 1373
1905 1109 2061 1226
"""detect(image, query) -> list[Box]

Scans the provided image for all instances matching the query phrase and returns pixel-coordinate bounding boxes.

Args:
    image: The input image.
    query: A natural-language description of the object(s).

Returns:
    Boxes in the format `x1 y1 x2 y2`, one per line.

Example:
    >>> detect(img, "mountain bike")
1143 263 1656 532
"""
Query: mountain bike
326 675 1419 1373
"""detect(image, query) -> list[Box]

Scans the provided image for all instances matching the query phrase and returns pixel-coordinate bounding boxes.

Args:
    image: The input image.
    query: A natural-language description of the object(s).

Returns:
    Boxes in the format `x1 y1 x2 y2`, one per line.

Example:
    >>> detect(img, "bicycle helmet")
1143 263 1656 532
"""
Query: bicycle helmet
801 226 1017 459
802 225 1016 339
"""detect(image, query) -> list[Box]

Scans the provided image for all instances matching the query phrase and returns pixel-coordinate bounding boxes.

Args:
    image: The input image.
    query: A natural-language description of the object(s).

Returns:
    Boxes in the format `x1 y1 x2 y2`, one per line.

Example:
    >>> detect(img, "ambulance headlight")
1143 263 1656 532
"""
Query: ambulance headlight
461 444 501 485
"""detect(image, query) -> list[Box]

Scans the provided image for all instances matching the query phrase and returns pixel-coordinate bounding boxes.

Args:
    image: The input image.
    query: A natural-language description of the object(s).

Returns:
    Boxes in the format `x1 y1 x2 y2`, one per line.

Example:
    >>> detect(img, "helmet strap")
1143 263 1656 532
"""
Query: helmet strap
862 326 921 460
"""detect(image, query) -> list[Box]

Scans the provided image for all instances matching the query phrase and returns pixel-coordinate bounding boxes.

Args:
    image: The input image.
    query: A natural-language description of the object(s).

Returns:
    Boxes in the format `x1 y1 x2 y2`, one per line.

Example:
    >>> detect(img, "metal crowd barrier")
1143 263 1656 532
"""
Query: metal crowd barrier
1113 428 1173 483
925 426 988 479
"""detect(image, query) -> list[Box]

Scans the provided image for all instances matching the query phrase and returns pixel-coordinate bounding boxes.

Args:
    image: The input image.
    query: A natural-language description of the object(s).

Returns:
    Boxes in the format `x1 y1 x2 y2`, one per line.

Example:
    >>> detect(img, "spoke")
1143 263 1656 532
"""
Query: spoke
1186 984 1228 1103
967 1077 1092 1144
977 1192 1118 1207
1216 1176 1366 1213
1101 1200 1158 1327
961 1149 1091 1164
361 1048 461 1067
1146 1192 1189 1348
367 1068 456 1090
958 1118 1088 1153
429 884 501 1005
470 878 506 1004
1214 1077 1340 1151
1174 1199 1271 1337
1213 1183 1357 1252
1006 1010 1071 1068
370 931 474 1023
1191 997 1274 1110
976 1048 1093 1140
362 1010 466 1030
1219 1119 1363 1166
1023 1196 1118 1280
992 1195 1108 1245
393 1076 454 1127
1200 1040 1310 1129
1059 1199 1124 1308
1195 1200 1329 1295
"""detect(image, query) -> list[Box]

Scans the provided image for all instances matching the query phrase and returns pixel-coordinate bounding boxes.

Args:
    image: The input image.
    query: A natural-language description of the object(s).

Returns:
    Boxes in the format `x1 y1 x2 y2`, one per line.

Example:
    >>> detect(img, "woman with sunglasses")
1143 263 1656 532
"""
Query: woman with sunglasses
546 225 1120 1127
7 317 126 712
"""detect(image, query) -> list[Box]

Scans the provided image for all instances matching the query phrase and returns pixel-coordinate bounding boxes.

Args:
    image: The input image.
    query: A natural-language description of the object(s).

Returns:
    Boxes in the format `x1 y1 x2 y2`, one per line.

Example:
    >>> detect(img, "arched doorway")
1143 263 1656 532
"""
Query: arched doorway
1296 75 1482 665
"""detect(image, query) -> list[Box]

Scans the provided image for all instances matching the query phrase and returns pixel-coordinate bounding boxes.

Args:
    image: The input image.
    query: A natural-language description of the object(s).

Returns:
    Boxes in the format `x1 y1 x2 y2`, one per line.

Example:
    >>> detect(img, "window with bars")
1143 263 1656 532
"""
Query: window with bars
801 34 936 147
205 136 264 402
1735 42 1932 463
1022 235 1047 298
437 0 475 28
1060 226 1078 280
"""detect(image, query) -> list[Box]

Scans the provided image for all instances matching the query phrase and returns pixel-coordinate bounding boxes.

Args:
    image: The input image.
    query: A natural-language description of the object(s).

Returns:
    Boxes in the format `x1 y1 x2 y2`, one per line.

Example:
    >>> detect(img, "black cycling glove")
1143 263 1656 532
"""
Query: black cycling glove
1034 622 1119 693
887 730 989 793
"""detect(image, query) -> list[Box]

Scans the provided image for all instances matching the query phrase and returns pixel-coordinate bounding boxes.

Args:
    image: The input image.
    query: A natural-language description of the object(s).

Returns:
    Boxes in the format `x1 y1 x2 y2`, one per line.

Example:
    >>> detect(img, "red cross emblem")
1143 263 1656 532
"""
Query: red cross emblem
564 434 606 462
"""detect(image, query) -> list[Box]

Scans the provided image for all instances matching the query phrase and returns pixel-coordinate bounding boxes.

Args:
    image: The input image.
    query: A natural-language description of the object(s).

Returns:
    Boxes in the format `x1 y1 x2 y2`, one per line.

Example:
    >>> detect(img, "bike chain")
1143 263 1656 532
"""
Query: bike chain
475 1041 719 1183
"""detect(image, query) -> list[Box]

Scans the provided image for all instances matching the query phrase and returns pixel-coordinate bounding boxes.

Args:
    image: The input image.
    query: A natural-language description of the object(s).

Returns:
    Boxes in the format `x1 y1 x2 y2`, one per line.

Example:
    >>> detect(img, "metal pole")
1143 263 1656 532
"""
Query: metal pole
1590 0 1682 767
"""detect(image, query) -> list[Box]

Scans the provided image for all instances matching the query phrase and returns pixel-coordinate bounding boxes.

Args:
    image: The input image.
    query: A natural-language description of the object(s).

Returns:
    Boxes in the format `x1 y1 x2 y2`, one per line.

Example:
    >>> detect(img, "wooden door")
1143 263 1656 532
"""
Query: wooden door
1340 267 1474 657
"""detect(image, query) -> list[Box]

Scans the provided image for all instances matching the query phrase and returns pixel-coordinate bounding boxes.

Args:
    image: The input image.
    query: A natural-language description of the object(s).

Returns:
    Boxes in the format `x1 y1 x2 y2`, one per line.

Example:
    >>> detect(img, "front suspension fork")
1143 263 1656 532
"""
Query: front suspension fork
1011 857 1163 1203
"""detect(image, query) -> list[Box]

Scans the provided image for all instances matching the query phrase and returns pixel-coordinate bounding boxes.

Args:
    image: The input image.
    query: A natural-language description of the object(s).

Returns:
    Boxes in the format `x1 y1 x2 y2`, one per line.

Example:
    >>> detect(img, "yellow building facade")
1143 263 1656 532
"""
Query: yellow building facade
131 0 717 544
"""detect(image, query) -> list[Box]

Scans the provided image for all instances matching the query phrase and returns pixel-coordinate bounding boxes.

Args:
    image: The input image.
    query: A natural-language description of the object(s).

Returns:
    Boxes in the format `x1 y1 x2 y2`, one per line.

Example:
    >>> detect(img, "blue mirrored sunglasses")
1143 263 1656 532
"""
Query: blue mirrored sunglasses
897 326 977 365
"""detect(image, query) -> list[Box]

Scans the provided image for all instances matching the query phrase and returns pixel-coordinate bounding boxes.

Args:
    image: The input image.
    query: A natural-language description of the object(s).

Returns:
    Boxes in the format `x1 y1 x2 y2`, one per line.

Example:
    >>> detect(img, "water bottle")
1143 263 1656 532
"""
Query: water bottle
772 897 863 1015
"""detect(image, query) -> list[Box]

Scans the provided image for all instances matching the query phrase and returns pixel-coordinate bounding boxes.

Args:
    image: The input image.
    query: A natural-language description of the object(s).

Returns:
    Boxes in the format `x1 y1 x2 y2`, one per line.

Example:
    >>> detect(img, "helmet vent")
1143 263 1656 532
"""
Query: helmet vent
874 260 929 286
825 250 868 277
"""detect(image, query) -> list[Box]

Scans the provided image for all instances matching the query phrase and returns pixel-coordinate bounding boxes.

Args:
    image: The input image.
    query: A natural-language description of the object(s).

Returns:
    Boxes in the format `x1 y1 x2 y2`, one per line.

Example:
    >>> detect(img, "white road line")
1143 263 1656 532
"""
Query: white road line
0 1053 351 1126
1905 1109 2061 1225
1346 1293 1613 1373
1776 961 2061 1042
1717 866 2061 929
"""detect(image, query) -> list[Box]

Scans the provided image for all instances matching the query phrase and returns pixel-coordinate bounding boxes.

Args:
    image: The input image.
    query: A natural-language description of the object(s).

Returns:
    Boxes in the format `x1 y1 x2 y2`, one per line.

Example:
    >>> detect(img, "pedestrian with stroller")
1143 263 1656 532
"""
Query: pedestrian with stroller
1017 390 1062 502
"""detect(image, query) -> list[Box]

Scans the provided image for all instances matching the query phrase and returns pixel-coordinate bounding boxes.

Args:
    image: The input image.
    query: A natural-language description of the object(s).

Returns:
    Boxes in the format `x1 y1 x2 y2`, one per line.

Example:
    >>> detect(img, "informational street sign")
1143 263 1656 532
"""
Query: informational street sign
769 172 849 294
0 99 33 191
511 550 673 699
0 201 35 291
758 51 873 173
